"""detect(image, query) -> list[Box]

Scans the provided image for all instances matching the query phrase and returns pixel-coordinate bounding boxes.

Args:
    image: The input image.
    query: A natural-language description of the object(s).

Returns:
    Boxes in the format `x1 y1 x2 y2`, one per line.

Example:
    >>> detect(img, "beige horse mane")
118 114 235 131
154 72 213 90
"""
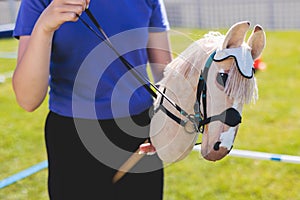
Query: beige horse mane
158 32 221 92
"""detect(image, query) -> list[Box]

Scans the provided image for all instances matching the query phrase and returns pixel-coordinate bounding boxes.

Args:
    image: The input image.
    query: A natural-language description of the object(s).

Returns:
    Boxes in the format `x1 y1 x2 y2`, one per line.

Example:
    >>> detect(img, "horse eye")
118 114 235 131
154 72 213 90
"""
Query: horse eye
216 73 228 87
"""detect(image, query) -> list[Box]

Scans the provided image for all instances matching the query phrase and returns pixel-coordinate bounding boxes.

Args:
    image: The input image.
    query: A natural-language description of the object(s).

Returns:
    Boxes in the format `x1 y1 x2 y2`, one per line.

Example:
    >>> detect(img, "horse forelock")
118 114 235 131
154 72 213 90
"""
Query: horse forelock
224 61 258 104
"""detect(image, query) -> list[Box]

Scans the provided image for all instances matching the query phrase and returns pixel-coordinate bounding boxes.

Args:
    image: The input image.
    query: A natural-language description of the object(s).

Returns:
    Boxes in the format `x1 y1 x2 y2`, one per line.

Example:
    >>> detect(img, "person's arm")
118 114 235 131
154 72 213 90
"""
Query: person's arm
147 31 172 83
13 0 89 112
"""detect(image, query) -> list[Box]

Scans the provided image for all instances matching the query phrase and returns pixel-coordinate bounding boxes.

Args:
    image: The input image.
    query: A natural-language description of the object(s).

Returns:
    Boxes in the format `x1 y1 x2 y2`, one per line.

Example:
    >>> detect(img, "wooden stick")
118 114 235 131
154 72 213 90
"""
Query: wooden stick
112 139 148 184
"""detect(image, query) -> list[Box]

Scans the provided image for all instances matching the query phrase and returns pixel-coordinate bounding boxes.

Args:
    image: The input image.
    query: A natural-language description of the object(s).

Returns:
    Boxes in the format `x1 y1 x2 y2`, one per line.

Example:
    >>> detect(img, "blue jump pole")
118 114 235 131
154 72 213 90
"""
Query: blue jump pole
0 160 48 189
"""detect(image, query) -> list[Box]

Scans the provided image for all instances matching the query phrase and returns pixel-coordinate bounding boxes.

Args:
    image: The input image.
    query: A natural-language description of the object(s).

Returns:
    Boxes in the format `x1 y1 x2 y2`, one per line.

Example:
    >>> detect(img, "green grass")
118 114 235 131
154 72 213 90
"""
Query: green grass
0 38 49 199
1 29 300 199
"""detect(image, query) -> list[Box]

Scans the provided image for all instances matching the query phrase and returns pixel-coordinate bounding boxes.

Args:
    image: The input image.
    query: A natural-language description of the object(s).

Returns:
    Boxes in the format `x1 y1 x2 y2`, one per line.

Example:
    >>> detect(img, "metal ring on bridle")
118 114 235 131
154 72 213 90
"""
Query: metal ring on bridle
183 114 199 134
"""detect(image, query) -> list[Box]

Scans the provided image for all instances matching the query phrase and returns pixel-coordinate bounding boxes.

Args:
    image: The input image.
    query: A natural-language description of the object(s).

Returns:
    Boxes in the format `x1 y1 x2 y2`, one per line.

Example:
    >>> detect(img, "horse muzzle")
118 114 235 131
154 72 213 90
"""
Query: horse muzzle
201 126 238 161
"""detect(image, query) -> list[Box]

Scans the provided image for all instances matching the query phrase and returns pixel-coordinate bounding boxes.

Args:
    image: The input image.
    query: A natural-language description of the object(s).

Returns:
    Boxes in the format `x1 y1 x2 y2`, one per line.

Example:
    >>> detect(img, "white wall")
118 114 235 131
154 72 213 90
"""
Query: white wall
164 0 300 30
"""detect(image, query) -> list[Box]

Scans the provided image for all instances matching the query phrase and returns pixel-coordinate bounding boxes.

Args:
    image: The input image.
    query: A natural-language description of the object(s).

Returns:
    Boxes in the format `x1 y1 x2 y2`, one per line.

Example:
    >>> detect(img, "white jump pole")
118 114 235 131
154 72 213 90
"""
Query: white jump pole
0 71 13 83
193 145 300 164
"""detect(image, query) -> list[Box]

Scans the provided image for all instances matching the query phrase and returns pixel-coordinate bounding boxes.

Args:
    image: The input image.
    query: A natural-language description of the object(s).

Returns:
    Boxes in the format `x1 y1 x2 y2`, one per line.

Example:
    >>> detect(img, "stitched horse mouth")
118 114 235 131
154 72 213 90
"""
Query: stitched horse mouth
202 125 238 161
204 146 232 161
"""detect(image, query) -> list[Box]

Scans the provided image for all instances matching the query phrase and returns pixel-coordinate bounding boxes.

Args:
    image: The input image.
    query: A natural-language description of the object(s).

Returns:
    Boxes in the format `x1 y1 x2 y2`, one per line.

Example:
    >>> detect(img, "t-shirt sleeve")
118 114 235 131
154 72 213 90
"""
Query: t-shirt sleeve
13 0 50 38
148 0 170 32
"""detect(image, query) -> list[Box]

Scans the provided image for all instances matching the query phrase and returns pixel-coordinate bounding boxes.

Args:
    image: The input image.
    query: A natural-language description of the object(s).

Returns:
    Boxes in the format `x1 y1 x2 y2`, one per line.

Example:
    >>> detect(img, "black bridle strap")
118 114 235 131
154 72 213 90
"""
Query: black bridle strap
201 51 216 119
78 9 193 122
153 88 188 126
196 52 242 128
195 52 214 131
199 107 241 127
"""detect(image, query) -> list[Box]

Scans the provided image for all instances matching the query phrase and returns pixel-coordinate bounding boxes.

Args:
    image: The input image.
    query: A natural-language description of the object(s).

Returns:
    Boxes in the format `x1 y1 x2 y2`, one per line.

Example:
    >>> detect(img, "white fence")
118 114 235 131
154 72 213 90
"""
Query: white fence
165 0 300 29
0 0 20 25
165 0 300 30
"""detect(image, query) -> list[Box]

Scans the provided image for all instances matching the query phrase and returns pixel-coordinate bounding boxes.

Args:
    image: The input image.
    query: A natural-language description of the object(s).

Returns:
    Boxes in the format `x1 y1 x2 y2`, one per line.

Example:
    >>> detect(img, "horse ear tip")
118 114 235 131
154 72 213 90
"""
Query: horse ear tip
237 21 250 26
254 25 263 32
240 21 251 27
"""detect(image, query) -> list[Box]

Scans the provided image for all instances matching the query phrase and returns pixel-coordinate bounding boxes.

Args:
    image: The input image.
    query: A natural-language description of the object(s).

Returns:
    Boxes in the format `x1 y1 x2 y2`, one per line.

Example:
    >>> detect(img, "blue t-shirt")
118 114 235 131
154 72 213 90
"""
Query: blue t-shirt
14 0 169 119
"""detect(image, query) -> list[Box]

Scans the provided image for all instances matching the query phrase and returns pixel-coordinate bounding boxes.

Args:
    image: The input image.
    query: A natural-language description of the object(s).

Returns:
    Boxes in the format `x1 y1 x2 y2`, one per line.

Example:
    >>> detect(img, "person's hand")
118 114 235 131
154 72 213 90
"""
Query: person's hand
37 0 90 33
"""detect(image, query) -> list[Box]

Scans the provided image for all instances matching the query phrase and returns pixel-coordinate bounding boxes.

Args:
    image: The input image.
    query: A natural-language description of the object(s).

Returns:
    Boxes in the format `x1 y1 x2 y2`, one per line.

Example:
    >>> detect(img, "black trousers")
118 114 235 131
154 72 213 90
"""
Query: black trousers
45 110 163 200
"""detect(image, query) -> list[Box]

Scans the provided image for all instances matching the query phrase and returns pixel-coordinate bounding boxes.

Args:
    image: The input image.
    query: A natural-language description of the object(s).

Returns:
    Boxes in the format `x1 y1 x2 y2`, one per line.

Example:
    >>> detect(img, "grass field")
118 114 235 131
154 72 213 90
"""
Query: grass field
1 29 300 200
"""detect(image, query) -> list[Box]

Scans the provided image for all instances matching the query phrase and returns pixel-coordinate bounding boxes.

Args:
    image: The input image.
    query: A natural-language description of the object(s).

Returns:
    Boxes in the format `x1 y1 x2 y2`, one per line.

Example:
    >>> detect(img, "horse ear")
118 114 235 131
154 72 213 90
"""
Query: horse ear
222 21 250 49
247 25 266 60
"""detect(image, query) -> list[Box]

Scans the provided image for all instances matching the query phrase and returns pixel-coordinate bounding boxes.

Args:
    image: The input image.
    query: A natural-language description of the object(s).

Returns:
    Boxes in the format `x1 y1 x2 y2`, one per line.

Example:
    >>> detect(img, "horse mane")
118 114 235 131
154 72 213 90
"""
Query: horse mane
159 31 223 87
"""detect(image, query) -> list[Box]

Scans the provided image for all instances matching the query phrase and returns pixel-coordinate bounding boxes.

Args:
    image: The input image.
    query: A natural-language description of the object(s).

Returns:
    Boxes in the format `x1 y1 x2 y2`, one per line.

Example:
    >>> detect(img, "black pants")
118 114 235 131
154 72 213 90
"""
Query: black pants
45 110 163 200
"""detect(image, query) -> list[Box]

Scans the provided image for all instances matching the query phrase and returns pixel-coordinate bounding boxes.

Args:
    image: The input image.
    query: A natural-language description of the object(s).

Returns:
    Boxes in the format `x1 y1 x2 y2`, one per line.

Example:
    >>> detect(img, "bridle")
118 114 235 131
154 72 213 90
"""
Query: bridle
78 9 242 135
152 51 243 134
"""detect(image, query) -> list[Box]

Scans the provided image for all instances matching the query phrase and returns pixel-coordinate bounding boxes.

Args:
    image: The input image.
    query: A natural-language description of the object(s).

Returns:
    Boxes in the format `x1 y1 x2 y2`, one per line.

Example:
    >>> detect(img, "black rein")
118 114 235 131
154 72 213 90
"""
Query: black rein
78 9 241 134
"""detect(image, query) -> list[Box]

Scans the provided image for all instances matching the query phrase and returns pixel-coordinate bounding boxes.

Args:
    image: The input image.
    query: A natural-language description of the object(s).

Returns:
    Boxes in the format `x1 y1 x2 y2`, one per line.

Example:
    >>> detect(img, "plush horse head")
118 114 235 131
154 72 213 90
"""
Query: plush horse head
149 21 266 163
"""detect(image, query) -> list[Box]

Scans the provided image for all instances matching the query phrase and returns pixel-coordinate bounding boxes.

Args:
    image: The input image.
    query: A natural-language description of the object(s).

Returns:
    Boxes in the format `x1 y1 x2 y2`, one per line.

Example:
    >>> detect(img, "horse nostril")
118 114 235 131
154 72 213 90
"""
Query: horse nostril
213 141 221 151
